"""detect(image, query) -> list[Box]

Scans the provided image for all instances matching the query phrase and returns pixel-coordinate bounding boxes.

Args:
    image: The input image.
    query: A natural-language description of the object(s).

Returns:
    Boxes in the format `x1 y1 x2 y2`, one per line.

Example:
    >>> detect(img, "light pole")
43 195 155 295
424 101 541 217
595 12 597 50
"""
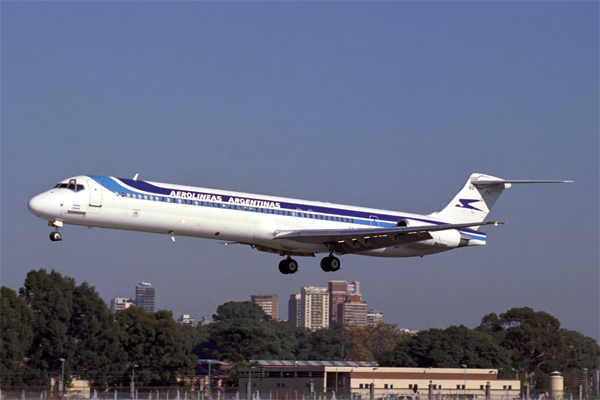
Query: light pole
131 364 138 400
512 368 519 381
460 365 467 396
207 360 212 399
372 367 378 400
582 368 588 400
59 358 66 398
334 362 339 394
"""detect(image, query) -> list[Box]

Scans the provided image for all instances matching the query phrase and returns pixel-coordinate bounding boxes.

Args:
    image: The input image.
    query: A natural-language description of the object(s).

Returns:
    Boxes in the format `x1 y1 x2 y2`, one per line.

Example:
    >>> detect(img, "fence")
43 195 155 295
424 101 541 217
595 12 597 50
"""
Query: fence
0 389 598 400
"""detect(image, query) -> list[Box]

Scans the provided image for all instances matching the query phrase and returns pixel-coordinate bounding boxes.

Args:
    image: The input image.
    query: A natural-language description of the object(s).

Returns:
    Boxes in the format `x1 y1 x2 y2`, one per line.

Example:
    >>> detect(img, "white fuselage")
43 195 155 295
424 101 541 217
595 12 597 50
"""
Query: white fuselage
28 175 486 259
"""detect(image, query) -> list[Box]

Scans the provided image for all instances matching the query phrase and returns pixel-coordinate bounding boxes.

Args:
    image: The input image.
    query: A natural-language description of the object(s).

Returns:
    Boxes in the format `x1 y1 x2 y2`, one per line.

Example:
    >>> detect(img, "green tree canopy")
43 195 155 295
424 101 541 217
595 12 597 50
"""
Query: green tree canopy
213 301 269 322
377 325 512 371
115 307 197 386
18 269 127 387
1 286 34 387
476 307 567 375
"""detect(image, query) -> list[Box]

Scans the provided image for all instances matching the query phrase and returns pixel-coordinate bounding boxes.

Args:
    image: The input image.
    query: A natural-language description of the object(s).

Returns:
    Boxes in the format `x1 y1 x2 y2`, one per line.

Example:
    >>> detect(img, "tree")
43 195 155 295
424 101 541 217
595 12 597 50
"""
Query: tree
296 325 346 360
560 330 599 390
377 325 512 371
115 307 197 386
18 269 127 388
213 301 269 322
345 323 408 361
476 307 573 388
19 269 78 388
1 286 34 387
67 282 127 386
198 302 303 363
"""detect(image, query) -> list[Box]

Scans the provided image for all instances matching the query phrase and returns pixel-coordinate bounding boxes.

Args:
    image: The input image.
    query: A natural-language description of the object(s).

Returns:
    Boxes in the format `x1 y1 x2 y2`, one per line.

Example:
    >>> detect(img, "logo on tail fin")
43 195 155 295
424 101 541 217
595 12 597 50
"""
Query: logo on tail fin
456 199 483 212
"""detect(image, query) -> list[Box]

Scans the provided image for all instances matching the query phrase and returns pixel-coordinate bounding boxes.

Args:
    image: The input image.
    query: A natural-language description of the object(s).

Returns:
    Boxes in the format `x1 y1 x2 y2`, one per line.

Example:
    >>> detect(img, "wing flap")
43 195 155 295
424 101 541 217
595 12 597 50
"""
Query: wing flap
274 221 502 252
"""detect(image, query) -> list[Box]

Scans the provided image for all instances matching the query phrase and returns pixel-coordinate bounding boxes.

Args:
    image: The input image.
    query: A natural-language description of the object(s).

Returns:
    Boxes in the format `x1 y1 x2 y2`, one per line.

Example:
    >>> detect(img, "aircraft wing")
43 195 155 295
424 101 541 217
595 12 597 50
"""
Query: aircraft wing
274 221 502 254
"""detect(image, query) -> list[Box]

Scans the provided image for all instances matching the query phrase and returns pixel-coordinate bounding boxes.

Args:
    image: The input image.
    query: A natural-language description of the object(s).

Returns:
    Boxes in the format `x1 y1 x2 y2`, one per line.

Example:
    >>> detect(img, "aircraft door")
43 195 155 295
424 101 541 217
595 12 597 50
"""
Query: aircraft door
87 179 103 208
370 215 380 227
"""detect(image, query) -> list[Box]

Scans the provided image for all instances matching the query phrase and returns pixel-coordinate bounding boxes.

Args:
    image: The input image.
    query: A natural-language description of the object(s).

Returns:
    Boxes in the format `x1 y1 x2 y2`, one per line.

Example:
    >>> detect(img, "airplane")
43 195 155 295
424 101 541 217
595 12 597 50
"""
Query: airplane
28 173 571 274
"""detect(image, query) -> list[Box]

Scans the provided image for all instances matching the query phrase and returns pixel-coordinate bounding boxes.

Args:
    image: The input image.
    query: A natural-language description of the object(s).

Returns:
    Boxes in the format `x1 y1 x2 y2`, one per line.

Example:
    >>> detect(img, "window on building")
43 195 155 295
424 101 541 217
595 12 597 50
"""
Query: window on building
457 385 461 390
508 386 512 390
480 386 484 390
359 384 363 389
409 385 413 390
384 385 388 389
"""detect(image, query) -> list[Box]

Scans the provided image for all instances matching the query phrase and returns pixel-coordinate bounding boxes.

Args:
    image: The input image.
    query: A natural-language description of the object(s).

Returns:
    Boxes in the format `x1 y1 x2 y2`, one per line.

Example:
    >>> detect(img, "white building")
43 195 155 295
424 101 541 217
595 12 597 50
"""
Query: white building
110 297 135 312
239 362 520 399
367 309 383 326
300 286 329 331
177 314 195 325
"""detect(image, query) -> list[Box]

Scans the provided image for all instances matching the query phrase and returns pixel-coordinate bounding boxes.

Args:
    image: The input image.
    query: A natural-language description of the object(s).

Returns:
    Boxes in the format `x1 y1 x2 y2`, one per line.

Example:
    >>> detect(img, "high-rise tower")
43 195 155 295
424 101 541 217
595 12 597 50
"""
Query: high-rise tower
135 281 155 312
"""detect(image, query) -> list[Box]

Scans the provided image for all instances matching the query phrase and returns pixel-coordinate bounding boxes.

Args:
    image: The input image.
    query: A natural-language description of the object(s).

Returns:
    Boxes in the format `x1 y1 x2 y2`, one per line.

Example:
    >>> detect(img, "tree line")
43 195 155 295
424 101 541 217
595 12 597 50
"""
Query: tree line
2 269 598 393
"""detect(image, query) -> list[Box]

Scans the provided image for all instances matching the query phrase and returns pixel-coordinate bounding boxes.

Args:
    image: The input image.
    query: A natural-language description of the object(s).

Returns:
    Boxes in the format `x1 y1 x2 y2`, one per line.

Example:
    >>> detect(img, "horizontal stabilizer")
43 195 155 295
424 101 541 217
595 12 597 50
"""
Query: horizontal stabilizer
472 176 573 187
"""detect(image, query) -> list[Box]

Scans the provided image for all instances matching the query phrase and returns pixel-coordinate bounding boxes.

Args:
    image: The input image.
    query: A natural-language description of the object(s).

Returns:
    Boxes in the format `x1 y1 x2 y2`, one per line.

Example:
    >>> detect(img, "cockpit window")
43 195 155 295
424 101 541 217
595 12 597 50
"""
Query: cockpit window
54 179 85 192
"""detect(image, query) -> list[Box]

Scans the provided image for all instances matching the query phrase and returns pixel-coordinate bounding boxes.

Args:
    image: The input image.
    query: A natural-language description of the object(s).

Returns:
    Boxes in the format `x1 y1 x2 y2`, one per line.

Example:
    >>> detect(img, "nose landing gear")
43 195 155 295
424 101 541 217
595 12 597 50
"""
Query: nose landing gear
49 231 62 242
48 220 63 242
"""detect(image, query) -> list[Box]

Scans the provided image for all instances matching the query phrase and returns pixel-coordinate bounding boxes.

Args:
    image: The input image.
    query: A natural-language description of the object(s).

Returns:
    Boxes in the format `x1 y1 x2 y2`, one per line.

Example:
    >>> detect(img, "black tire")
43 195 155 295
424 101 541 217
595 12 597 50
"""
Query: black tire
49 232 62 242
320 257 332 272
278 259 290 274
321 256 341 272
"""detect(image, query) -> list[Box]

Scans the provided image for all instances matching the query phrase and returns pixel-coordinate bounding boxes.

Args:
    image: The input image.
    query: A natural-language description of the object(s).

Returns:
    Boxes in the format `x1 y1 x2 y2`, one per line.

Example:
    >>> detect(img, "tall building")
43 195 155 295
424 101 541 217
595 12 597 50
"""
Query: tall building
300 286 329 331
288 293 301 327
135 281 155 312
110 297 135 312
251 294 278 319
328 280 360 327
338 294 368 327
367 309 383 326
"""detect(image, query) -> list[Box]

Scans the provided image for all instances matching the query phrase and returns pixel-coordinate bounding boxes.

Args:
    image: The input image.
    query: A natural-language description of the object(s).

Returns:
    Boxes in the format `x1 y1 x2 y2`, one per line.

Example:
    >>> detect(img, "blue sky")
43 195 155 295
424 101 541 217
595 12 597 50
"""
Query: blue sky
2 2 598 341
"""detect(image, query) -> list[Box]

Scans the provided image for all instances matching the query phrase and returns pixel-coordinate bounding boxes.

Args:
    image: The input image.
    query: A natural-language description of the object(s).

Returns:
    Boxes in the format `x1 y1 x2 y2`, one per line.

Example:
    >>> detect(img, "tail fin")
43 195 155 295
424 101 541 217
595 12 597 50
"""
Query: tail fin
430 173 573 225
430 173 507 225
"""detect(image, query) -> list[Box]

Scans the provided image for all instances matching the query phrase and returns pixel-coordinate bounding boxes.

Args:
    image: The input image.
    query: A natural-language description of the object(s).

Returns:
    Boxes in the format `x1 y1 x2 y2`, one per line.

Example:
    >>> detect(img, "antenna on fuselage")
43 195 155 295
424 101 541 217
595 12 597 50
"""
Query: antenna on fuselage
133 173 139 181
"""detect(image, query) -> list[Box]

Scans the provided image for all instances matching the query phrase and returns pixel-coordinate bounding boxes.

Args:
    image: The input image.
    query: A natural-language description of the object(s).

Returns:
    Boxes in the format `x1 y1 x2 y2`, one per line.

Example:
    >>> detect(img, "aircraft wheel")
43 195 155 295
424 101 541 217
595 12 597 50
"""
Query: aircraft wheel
49 231 62 242
329 256 341 271
278 259 290 274
321 256 341 272
320 257 332 272
287 259 299 274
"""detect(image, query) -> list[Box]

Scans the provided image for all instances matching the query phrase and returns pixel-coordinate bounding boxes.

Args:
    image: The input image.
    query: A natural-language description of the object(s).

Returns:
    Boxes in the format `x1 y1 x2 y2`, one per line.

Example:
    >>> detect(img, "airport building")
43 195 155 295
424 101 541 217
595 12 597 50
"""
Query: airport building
251 294 279 320
238 362 520 399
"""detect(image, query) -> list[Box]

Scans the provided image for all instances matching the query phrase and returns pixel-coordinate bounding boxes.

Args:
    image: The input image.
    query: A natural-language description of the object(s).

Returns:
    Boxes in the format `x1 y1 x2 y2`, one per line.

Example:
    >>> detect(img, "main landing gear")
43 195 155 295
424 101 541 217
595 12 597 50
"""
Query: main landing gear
279 257 299 274
320 255 341 272
48 221 63 242
278 255 342 274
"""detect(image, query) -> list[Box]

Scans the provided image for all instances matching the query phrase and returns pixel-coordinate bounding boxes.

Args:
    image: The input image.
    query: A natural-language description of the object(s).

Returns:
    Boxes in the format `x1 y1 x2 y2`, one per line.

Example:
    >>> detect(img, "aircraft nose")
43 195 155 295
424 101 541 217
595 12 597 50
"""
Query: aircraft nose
28 193 48 217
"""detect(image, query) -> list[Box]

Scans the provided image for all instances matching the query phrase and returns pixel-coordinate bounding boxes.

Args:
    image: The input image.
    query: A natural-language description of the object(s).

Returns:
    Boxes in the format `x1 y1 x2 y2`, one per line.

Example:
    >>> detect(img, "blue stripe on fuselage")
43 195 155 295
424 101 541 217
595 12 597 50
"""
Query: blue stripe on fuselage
87 175 487 238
